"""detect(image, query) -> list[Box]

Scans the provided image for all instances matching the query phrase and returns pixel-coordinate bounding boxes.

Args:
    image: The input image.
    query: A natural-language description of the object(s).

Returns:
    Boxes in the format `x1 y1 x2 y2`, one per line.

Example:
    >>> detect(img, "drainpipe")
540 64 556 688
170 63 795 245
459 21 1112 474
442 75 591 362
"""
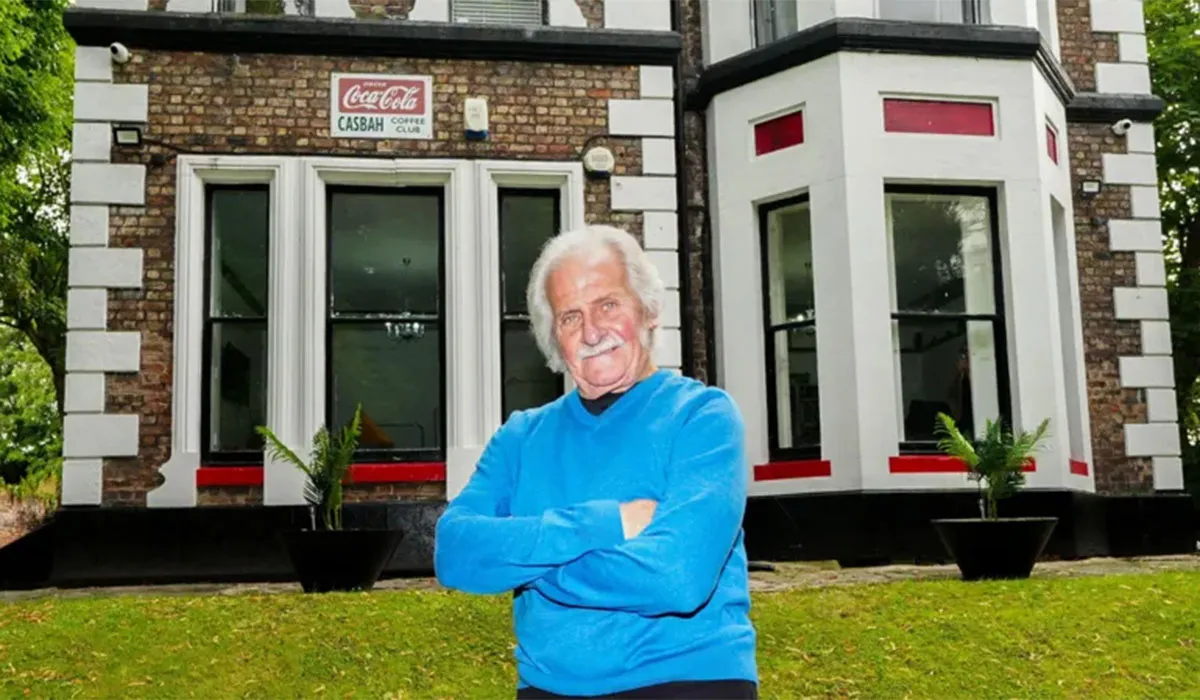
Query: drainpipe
670 0 696 380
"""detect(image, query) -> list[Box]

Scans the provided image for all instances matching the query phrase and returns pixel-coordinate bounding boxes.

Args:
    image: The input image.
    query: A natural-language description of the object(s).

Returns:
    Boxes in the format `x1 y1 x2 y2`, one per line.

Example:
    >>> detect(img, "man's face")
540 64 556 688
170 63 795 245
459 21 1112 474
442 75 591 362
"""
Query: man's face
545 250 656 399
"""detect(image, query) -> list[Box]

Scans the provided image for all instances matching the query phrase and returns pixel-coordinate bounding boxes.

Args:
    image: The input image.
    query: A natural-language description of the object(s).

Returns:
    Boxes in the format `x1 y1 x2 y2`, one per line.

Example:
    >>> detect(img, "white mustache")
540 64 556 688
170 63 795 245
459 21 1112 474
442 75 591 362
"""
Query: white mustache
577 334 624 361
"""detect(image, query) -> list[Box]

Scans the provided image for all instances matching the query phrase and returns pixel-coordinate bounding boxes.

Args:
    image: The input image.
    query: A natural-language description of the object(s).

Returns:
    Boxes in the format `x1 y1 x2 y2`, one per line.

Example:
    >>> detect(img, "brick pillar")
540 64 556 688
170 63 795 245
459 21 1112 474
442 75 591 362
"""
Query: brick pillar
1059 0 1183 494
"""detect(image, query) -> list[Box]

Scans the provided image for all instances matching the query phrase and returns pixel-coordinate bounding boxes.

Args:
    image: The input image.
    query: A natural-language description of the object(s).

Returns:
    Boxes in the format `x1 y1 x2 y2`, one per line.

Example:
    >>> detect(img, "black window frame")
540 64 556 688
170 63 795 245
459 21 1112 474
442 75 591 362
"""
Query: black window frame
200 183 271 467
886 184 1010 454
324 184 447 464
758 193 822 462
498 187 564 419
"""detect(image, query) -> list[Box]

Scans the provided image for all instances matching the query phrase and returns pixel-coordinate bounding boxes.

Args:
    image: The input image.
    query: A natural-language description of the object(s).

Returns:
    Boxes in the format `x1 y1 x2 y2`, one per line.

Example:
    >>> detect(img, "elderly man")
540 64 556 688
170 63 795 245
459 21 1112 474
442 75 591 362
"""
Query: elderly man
434 224 758 699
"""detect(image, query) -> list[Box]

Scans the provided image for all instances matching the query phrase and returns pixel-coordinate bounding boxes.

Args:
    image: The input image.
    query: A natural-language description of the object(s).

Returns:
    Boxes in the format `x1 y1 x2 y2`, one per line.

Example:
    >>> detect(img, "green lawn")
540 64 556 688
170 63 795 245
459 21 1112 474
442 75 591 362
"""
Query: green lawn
2 572 1200 699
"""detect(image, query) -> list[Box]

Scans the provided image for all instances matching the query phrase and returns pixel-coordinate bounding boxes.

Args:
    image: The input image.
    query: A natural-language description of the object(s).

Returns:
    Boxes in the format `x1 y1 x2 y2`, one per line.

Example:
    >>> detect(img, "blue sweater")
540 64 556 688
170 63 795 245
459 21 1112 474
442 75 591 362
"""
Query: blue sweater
434 369 757 696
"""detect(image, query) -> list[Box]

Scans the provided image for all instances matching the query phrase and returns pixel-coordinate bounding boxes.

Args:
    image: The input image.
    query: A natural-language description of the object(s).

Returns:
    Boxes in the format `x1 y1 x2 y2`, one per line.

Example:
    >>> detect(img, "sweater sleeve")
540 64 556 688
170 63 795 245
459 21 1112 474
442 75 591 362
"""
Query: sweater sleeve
529 392 748 616
434 412 626 595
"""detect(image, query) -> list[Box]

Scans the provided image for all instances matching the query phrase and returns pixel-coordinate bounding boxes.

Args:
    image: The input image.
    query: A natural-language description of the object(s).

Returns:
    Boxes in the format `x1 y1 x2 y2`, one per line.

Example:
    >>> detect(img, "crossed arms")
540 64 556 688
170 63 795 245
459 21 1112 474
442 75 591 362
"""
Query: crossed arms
433 394 748 617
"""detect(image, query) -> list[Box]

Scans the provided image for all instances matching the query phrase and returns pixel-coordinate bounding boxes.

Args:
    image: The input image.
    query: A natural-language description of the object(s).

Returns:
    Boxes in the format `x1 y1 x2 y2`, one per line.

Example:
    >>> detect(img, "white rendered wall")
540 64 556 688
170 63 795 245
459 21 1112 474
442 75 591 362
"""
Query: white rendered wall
708 52 1090 498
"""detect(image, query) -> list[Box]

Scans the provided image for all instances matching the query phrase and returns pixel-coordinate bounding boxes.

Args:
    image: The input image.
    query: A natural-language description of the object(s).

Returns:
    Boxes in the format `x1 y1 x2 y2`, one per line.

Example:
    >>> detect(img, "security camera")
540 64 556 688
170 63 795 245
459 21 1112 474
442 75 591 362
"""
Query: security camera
109 42 130 64
1111 118 1133 136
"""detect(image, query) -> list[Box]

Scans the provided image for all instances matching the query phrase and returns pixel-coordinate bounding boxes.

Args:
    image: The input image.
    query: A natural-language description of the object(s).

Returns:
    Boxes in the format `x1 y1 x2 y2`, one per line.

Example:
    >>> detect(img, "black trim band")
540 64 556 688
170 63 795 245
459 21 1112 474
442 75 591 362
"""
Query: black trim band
1066 93 1166 123
687 18 1074 109
62 8 681 65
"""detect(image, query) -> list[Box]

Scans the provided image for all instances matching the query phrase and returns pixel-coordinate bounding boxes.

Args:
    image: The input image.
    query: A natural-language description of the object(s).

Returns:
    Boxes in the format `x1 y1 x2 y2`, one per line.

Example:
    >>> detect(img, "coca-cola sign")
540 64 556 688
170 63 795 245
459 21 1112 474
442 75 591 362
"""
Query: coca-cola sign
330 73 433 140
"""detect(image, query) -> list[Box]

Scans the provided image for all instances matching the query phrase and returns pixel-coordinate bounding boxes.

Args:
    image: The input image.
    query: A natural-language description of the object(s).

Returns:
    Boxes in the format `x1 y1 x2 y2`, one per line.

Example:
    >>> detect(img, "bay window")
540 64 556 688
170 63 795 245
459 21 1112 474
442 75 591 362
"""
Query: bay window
499 188 563 419
759 195 820 459
202 185 269 465
326 186 445 462
879 0 989 24
886 186 1009 450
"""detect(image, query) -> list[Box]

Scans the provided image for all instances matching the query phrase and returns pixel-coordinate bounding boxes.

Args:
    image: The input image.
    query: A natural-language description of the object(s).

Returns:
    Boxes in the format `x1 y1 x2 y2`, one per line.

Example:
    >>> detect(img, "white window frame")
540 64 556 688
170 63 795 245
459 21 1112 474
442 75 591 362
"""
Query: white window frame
147 155 585 508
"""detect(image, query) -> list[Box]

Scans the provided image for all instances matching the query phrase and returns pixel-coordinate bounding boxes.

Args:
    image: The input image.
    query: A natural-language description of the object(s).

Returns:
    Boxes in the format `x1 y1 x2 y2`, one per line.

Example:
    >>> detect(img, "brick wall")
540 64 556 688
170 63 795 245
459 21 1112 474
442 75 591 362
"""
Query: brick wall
349 0 415 18
1060 0 1154 494
106 51 644 506
1057 0 1119 91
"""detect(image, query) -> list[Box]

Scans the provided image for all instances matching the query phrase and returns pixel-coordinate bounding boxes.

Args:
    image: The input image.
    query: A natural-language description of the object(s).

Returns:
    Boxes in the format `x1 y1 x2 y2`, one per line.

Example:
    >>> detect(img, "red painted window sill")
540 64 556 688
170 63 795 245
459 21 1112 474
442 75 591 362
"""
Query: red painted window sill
1069 459 1089 476
754 460 832 481
196 462 447 487
889 455 1036 474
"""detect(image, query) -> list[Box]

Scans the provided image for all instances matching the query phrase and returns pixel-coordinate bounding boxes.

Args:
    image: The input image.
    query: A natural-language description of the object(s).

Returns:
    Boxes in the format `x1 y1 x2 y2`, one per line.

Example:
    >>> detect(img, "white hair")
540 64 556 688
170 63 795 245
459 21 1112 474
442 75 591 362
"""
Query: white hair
526 224 665 374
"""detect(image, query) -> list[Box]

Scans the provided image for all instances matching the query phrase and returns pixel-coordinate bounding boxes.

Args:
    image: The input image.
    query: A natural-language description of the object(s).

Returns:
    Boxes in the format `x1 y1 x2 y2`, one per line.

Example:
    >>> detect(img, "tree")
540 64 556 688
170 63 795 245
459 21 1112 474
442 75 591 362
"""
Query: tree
0 0 73 409
1146 0 1200 498
0 327 61 493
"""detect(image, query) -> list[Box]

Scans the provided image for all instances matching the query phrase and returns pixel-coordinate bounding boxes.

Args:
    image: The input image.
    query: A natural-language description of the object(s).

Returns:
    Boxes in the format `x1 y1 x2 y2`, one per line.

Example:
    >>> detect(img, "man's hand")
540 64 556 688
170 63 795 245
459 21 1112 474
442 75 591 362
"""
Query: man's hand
619 499 658 540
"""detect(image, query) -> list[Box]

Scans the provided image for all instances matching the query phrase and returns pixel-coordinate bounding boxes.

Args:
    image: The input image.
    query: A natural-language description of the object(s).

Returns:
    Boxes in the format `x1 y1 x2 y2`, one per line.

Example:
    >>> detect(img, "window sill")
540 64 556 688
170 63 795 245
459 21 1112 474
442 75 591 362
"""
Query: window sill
754 459 832 481
889 455 1036 473
196 462 447 487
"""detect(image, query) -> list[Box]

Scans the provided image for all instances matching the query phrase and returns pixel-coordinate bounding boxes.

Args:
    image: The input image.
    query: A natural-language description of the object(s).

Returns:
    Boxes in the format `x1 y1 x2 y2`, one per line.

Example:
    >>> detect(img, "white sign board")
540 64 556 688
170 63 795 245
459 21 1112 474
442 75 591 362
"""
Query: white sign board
330 73 433 140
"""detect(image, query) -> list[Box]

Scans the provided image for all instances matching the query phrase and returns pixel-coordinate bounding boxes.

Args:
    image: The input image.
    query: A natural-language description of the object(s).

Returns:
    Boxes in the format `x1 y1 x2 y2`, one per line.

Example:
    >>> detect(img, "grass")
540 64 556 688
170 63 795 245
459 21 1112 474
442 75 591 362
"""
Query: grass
2 571 1200 699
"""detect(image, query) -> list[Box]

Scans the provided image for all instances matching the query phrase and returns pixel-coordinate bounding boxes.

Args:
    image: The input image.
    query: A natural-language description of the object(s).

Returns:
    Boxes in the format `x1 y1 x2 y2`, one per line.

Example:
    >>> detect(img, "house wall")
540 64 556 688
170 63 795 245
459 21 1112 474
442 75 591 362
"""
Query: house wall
62 0 686 508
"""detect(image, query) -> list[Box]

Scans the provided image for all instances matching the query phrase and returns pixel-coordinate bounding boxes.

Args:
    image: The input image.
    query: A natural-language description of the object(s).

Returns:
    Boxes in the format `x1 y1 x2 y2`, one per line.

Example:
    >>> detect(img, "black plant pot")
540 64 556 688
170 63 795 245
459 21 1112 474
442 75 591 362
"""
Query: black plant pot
932 517 1058 581
278 528 404 593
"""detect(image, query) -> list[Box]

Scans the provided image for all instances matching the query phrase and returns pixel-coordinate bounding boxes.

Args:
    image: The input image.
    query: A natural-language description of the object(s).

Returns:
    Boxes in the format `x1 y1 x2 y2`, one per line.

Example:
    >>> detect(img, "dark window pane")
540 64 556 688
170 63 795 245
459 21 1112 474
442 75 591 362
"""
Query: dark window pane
208 321 267 453
500 191 558 314
888 192 995 314
770 326 820 449
329 190 441 315
503 322 561 418
209 188 268 318
895 317 1000 443
330 322 441 452
765 201 815 325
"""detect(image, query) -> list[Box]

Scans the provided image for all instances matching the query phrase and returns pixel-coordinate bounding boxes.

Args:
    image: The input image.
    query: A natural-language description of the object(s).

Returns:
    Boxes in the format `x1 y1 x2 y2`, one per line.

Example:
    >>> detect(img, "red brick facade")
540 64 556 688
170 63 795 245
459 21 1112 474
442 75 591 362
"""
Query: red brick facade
104 50 645 506
1059 2 1155 494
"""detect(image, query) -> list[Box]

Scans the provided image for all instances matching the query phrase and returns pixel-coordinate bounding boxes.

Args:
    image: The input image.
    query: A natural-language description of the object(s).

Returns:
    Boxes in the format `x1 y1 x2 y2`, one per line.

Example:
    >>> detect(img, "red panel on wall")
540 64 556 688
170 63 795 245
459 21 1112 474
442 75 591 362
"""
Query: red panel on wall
889 455 1036 473
754 460 832 481
196 463 447 487
1069 459 1089 476
754 110 805 156
883 99 995 136
1046 124 1059 164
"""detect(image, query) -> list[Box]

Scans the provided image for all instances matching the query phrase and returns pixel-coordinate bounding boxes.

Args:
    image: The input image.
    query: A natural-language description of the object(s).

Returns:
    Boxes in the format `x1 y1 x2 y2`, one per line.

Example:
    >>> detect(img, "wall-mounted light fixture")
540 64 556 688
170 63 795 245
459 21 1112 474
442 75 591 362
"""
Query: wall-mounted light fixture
1081 180 1102 199
112 124 144 147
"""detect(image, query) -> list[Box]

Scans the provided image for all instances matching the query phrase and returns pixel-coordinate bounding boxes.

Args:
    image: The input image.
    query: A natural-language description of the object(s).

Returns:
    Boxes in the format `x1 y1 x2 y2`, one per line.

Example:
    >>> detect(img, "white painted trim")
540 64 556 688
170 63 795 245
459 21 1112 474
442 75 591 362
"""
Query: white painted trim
61 459 104 506
1130 187 1161 219
300 157 475 505
409 0 449 21
1153 457 1185 491
1147 389 1178 423
70 163 146 206
1091 0 1145 33
73 83 150 124
148 155 285 508
608 100 675 137
1125 423 1181 457
1119 355 1174 389
643 211 678 250
66 331 141 373
70 205 110 246
68 248 144 289
1135 252 1167 287
67 289 108 330
1109 219 1162 251
1096 63 1151 95
72 123 112 163
63 414 140 459
642 138 677 176
611 176 677 211
1103 153 1157 186
547 0 587 26
640 66 675 99
74 46 113 83
604 0 671 30
1141 320 1173 355
1113 287 1169 320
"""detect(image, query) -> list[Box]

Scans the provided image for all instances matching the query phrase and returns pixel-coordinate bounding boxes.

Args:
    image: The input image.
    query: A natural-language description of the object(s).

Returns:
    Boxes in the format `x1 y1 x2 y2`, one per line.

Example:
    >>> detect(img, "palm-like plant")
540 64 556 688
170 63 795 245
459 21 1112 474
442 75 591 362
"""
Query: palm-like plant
255 404 363 531
934 413 1050 520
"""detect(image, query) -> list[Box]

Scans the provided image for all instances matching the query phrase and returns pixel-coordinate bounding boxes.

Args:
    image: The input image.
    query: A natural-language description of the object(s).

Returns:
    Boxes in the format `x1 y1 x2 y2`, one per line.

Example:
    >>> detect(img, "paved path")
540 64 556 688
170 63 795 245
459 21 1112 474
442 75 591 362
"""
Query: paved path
4 554 1199 603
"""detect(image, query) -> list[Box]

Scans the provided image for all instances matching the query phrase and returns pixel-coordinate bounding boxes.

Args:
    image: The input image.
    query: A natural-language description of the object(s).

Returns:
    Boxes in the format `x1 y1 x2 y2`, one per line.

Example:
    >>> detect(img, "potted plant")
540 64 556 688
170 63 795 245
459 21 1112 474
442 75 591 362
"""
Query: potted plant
256 405 404 593
930 413 1056 581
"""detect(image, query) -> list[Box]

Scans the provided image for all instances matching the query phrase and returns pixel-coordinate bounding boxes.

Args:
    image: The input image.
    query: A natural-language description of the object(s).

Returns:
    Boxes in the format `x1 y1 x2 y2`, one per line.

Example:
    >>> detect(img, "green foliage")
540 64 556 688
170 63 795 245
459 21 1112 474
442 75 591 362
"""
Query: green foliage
256 405 363 531
0 327 61 507
245 0 286 14
934 413 1050 519
0 0 73 176
0 0 73 408
3 571 1200 698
